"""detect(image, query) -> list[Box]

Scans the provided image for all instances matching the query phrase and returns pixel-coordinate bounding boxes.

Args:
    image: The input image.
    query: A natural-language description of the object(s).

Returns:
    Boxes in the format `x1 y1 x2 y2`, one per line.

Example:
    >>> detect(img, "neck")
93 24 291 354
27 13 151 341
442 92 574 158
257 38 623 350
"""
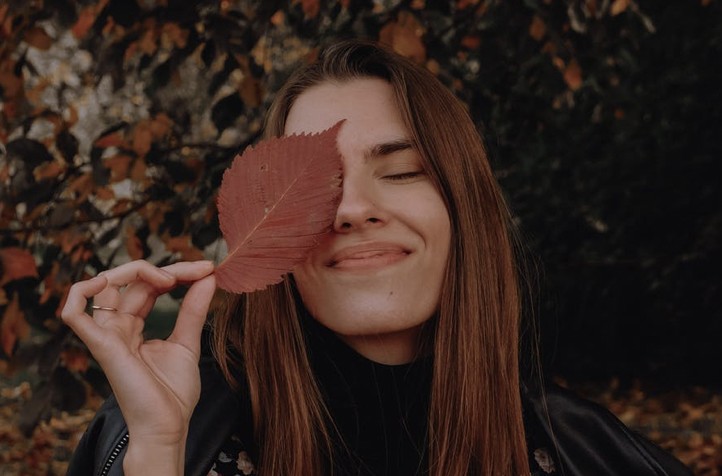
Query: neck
335 325 424 365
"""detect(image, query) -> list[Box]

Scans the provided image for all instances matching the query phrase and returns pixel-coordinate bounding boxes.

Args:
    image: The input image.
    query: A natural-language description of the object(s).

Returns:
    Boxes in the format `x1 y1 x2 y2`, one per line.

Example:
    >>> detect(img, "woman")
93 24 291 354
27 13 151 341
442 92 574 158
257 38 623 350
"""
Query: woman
64 40 690 475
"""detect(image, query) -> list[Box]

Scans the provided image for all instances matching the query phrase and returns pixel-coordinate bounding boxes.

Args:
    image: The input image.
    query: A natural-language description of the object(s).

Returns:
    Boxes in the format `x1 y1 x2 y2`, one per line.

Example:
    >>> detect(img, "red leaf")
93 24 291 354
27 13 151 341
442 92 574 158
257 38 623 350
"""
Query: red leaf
610 0 630 16
72 6 98 39
0 248 38 285
215 121 344 293
300 0 321 18
378 11 426 63
1 294 29 357
24 27 53 50
60 348 90 373
164 234 205 262
529 15 546 41
564 59 583 91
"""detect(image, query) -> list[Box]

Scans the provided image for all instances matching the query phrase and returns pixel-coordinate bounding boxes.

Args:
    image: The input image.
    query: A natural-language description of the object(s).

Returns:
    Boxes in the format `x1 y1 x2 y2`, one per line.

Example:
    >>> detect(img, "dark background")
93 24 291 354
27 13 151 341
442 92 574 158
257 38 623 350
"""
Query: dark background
0 0 720 436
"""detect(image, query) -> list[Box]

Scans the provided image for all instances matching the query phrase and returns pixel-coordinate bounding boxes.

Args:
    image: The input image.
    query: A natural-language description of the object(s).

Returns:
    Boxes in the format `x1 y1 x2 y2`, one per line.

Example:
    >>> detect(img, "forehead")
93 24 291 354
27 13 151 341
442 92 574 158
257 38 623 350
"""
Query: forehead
283 78 409 142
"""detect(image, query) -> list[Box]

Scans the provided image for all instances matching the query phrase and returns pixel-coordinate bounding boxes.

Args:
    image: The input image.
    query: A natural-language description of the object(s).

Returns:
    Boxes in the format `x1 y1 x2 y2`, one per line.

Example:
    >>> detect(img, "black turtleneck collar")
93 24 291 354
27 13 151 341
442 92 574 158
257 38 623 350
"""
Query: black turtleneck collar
303 316 433 476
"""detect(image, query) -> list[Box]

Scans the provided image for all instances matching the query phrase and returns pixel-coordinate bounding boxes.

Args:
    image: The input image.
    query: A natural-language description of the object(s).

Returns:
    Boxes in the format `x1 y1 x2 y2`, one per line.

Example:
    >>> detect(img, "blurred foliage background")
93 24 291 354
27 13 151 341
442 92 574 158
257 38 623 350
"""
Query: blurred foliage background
0 0 720 472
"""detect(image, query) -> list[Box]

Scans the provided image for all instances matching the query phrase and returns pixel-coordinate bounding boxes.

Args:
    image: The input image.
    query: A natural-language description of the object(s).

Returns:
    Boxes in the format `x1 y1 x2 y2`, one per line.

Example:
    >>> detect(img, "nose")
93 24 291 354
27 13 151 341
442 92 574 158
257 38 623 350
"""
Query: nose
333 175 386 232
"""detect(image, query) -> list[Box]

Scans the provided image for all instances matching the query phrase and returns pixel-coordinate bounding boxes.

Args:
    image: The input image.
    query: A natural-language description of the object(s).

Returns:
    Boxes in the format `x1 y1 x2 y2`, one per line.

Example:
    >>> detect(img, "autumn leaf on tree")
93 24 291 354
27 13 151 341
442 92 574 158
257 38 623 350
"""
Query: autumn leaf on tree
23 26 52 50
299 0 321 19
564 59 583 91
611 0 631 16
0 247 38 286
529 15 546 41
164 234 205 262
60 347 90 373
215 121 344 293
0 294 30 357
379 11 426 63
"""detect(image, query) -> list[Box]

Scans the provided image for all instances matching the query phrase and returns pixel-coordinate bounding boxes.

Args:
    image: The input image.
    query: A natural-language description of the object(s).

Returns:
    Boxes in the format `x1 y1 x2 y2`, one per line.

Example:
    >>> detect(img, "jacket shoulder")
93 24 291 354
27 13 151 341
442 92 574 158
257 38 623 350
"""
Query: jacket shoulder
523 382 693 476
66 393 128 476
66 353 248 476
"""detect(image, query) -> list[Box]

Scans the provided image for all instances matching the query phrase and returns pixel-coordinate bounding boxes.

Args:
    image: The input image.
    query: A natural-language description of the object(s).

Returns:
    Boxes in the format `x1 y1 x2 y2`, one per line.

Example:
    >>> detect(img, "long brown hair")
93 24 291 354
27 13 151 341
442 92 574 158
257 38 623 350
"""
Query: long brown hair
211 39 530 475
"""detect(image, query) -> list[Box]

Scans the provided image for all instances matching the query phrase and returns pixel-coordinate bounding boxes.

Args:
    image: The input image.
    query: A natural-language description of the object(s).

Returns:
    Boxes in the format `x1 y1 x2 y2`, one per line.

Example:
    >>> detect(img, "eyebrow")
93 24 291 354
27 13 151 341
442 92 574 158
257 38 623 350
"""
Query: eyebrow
363 139 414 162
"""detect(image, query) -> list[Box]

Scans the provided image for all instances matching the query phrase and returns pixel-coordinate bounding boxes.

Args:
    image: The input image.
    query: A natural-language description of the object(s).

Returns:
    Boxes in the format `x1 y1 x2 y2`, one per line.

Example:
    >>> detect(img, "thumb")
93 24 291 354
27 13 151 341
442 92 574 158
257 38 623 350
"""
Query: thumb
167 274 216 355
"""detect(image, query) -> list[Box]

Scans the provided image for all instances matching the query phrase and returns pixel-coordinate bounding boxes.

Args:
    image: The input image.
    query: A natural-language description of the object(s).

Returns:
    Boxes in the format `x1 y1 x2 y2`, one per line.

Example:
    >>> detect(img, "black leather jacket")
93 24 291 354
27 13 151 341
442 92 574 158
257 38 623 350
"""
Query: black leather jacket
66 354 692 476
66 353 249 476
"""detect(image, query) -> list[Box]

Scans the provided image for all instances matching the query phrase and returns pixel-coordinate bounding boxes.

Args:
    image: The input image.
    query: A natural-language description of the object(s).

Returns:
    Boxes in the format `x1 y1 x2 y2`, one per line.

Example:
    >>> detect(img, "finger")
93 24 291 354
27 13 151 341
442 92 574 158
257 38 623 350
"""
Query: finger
93 261 175 308
161 260 215 283
114 261 215 316
61 276 109 345
117 281 158 317
99 260 176 289
62 275 108 318
111 262 214 318
167 274 216 355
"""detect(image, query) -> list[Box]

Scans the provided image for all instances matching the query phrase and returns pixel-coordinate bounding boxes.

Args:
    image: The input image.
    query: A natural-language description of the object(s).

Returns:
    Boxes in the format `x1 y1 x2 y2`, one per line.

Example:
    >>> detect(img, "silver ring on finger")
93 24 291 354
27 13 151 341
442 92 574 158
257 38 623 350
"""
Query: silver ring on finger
91 305 118 312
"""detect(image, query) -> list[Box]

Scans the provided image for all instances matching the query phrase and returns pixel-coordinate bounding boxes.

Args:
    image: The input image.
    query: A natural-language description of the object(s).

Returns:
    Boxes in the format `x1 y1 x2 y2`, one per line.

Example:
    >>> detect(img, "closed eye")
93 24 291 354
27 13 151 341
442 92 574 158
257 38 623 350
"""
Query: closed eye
383 171 425 181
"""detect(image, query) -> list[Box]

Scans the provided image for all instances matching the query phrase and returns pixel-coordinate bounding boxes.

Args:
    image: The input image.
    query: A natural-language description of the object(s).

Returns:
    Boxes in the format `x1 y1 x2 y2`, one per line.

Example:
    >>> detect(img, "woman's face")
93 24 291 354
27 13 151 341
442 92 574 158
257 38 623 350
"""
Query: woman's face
286 78 451 364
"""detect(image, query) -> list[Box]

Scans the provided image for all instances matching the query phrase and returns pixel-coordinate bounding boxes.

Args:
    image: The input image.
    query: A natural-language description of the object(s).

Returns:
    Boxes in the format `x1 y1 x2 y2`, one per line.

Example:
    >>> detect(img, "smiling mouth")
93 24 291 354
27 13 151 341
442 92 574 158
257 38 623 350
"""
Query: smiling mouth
329 250 410 269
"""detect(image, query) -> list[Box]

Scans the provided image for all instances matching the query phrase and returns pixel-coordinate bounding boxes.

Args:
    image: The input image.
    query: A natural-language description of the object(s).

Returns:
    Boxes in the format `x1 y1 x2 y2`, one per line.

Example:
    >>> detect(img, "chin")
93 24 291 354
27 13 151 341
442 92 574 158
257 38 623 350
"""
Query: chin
313 308 429 337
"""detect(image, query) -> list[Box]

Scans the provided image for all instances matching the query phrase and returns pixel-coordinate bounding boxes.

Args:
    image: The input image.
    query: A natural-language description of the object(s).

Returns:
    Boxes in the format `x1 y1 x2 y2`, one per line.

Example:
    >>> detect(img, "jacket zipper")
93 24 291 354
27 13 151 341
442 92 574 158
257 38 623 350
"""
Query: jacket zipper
99 432 129 476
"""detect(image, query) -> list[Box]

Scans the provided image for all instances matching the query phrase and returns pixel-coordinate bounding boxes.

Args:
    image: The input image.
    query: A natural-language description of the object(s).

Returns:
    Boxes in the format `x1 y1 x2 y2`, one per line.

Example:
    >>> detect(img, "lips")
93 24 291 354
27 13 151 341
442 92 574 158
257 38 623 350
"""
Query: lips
327 242 410 269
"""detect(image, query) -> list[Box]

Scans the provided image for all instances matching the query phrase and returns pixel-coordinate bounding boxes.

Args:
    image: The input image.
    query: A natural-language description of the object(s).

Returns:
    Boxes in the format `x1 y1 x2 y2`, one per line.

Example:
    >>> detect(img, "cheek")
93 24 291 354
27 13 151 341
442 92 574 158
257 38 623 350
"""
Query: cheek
292 264 318 308
413 196 452 252
433 212 452 248
420 201 452 298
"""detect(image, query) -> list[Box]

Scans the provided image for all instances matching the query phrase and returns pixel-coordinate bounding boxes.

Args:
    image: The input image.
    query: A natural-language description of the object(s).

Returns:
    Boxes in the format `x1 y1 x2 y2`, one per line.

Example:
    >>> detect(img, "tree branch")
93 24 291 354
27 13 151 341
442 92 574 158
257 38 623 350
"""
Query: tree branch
0 198 151 234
